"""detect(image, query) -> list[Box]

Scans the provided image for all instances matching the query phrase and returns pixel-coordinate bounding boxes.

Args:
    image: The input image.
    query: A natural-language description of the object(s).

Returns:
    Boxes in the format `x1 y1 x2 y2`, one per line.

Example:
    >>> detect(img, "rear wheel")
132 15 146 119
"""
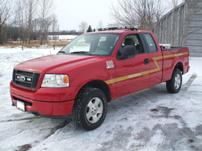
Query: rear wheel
73 87 107 130
166 68 182 93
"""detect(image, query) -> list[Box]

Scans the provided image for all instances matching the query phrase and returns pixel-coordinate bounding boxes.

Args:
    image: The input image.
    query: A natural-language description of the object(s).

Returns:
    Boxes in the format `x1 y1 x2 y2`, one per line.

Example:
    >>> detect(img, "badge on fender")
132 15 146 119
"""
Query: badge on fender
106 60 115 69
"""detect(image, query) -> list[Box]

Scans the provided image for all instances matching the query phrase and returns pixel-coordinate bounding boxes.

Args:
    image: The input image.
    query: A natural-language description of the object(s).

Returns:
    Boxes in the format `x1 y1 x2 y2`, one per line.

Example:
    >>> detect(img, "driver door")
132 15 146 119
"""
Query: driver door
111 34 151 98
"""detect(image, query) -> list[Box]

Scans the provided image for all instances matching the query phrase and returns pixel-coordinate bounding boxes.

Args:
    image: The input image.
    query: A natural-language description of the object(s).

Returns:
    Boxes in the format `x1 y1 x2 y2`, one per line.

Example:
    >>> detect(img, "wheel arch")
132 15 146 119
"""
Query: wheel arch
174 62 184 74
75 80 112 104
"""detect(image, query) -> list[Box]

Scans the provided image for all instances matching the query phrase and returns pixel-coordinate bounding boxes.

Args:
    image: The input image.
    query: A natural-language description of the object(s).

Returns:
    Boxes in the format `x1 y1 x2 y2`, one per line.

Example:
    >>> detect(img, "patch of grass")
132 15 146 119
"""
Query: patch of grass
1 40 70 48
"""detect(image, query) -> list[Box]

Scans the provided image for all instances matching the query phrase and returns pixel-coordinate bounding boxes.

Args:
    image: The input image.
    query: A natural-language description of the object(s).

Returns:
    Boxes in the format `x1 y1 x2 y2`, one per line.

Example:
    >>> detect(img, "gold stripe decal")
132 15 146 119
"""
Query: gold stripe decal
105 52 189 85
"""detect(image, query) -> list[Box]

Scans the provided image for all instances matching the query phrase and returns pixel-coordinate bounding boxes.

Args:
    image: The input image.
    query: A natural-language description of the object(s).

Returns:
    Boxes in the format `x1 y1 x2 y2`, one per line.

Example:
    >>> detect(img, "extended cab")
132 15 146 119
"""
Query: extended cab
10 28 189 130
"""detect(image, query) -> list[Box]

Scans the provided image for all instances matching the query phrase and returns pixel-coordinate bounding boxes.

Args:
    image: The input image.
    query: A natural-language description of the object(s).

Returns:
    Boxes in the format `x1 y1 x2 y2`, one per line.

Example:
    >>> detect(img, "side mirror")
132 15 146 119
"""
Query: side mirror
118 45 137 60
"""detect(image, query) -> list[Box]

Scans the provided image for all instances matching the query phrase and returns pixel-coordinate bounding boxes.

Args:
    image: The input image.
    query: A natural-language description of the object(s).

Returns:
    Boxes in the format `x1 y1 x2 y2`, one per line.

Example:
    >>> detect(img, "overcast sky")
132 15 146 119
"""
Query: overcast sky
54 0 182 31
54 0 117 30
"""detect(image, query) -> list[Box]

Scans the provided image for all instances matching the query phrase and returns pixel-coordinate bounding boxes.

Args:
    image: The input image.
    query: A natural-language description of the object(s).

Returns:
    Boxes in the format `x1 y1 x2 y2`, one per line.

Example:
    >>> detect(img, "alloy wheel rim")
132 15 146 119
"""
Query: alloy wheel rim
86 97 104 124
174 73 181 89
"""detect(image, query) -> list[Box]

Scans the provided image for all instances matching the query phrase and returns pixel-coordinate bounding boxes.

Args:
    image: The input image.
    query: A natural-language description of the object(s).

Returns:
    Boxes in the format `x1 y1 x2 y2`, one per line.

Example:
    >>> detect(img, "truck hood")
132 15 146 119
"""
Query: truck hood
15 55 96 73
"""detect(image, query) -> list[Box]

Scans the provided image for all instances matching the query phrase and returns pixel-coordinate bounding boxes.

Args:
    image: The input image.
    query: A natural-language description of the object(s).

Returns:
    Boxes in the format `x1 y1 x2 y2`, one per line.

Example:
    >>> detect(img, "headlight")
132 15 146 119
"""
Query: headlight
42 74 70 88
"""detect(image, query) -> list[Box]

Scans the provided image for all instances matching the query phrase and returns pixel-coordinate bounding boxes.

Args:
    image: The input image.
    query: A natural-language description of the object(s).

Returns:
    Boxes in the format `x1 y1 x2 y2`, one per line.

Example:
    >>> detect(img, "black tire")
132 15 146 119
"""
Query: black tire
166 68 182 93
73 87 108 130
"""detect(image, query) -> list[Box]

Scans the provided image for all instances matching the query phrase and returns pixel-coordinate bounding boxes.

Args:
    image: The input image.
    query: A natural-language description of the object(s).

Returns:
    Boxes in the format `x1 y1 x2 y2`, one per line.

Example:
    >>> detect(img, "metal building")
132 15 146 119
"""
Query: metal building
154 0 202 56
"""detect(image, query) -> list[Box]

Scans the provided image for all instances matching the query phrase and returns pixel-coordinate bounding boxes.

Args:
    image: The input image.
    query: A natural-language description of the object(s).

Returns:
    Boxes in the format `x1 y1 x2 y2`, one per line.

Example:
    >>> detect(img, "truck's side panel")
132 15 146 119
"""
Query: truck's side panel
140 32 163 87
106 32 152 99
105 32 164 99
161 48 189 82
111 53 154 98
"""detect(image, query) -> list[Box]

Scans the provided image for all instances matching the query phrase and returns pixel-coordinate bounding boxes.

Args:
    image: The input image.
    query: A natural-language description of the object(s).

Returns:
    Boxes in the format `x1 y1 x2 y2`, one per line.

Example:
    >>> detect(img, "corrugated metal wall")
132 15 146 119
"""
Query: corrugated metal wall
154 3 186 46
154 0 202 56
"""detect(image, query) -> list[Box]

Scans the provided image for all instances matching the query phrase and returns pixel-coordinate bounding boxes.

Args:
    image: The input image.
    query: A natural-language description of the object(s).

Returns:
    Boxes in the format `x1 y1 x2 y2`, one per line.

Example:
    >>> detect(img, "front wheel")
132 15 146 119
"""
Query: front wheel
166 69 182 93
73 87 108 130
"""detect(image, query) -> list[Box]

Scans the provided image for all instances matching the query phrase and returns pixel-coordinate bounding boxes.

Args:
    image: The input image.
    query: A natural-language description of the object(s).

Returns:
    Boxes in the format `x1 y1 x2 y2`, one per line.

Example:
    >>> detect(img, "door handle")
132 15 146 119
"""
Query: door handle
144 58 150 64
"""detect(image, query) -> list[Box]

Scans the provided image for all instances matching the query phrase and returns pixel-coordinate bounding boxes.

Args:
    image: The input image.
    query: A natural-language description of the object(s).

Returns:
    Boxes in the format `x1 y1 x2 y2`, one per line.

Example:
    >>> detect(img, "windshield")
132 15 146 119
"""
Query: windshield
59 33 120 56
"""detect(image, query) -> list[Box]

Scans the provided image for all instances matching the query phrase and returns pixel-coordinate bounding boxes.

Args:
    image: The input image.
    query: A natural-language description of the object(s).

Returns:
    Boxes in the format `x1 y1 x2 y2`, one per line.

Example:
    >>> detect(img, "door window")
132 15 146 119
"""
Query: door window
142 34 157 53
122 35 145 54
117 34 145 59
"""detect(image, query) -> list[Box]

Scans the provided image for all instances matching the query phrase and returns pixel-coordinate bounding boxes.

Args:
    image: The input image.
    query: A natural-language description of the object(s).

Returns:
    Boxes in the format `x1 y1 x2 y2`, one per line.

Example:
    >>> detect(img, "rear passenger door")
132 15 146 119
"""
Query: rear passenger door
139 33 163 87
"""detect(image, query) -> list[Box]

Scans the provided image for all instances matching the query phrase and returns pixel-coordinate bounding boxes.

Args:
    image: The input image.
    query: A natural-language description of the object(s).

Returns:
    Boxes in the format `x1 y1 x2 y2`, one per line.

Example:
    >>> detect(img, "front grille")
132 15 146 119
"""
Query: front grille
13 70 40 89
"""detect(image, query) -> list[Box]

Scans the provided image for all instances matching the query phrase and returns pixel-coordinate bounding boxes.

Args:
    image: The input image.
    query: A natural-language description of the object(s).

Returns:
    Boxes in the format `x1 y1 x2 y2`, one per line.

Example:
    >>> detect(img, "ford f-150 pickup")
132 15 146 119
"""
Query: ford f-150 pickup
10 28 189 130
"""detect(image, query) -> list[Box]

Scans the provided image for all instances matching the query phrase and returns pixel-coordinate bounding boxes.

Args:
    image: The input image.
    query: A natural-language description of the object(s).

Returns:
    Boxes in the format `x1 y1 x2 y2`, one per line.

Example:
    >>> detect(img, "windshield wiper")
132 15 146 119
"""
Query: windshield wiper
70 51 90 55
58 50 66 54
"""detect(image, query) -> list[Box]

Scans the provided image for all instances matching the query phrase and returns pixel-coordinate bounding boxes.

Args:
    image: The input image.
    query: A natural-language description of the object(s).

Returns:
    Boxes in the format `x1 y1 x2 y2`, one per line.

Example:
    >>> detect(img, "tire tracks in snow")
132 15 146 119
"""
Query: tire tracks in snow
0 116 41 123
0 115 72 151
183 74 197 91
146 74 201 150
15 119 71 151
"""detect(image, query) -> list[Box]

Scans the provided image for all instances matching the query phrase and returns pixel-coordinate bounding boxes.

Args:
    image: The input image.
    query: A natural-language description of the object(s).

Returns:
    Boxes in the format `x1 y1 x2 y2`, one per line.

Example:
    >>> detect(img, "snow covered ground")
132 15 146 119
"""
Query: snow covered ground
0 47 202 151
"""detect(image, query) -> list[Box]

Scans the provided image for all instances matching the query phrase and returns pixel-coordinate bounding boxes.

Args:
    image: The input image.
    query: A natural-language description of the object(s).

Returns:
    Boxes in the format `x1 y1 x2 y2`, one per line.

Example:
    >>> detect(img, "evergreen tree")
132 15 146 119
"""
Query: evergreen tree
87 25 93 32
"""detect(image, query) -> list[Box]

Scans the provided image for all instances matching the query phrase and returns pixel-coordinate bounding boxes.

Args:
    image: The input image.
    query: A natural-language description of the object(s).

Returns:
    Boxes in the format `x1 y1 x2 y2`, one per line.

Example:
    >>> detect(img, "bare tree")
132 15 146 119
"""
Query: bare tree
51 15 59 38
79 21 88 33
14 0 24 29
0 0 11 44
0 0 58 46
14 0 26 44
112 0 164 30
155 0 164 23
38 0 54 44
24 0 38 44
50 15 59 49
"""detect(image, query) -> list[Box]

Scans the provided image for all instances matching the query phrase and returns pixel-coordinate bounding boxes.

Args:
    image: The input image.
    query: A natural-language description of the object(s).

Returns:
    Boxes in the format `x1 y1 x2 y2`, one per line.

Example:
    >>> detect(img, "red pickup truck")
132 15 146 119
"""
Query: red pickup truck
10 28 189 130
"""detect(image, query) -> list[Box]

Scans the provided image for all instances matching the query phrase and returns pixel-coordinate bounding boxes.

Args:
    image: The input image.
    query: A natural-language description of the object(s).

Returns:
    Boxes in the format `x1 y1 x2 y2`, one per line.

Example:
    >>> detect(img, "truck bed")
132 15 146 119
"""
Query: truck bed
161 47 189 82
